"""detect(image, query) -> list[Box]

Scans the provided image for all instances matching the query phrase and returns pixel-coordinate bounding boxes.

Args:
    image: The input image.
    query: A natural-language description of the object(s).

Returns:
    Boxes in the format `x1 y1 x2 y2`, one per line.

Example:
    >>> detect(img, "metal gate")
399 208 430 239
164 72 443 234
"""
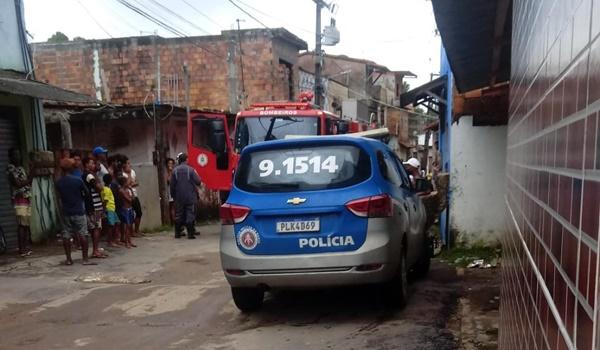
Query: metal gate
0 108 20 250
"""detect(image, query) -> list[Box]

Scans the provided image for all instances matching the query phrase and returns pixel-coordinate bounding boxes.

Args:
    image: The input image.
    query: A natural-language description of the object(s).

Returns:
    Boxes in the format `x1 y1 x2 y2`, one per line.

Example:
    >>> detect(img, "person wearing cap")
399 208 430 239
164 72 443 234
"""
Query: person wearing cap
170 153 201 239
403 157 421 187
93 146 109 179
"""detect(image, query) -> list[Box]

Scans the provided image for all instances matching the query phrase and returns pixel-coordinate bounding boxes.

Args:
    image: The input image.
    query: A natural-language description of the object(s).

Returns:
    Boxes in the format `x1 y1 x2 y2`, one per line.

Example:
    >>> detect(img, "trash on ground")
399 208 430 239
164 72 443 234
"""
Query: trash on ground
75 273 151 284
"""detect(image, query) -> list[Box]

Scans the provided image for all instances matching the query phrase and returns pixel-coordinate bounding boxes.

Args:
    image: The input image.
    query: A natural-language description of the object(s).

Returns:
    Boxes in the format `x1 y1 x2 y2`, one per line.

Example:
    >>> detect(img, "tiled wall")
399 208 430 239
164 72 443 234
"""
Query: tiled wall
501 0 600 349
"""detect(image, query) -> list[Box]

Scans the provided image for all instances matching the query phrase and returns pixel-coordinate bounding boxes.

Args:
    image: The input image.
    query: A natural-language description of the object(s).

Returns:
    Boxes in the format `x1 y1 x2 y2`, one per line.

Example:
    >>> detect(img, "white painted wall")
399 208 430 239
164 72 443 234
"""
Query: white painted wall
450 116 507 246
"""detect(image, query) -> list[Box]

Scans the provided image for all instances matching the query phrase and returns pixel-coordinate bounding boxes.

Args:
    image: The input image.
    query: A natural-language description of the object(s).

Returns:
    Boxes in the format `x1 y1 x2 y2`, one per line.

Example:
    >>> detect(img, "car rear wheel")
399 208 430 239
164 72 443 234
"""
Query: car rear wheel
412 235 432 279
231 287 264 312
380 247 408 309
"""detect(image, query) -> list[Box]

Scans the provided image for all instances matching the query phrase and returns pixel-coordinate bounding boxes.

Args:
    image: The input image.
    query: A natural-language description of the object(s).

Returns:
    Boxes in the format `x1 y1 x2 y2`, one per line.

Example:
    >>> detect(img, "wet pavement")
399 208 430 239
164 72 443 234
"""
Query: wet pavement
0 224 486 350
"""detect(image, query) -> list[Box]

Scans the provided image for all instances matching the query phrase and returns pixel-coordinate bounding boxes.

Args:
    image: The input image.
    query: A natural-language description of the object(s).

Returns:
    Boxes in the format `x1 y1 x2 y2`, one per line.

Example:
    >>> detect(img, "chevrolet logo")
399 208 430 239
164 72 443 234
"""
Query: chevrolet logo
286 197 306 205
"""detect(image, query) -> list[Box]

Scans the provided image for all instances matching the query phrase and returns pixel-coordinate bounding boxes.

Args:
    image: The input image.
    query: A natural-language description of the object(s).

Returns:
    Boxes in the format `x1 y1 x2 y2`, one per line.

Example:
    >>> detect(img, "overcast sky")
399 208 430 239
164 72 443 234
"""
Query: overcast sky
23 0 440 88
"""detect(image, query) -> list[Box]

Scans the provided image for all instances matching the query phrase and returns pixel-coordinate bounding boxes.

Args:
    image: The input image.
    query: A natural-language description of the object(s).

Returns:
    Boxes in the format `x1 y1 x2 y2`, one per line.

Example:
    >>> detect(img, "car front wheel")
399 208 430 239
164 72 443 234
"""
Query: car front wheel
231 287 264 312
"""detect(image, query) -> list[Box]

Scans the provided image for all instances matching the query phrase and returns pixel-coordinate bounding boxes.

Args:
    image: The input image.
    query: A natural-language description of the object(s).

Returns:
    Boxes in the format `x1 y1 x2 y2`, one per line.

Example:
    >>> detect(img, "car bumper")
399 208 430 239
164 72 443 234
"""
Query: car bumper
220 219 401 288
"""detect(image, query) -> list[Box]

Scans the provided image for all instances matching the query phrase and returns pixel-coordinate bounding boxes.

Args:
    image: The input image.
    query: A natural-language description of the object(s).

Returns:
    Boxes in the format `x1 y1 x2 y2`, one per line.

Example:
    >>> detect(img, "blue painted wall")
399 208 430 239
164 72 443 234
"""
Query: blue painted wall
439 46 453 246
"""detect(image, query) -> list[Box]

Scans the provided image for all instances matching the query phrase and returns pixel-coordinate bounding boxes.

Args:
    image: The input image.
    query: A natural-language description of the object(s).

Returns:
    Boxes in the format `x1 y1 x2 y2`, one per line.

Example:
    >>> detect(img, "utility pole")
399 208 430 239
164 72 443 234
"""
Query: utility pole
314 0 325 107
153 31 168 224
227 36 239 113
236 19 247 108
153 30 161 103
183 63 190 119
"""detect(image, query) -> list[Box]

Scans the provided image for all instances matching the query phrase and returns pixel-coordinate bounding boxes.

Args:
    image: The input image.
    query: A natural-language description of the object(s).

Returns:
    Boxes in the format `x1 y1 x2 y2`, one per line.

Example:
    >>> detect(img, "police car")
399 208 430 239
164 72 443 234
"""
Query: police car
220 136 431 311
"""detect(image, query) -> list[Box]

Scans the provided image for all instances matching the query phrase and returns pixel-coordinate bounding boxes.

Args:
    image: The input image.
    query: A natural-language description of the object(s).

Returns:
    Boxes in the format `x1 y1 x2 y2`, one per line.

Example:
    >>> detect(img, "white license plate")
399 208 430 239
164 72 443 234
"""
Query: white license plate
276 219 320 233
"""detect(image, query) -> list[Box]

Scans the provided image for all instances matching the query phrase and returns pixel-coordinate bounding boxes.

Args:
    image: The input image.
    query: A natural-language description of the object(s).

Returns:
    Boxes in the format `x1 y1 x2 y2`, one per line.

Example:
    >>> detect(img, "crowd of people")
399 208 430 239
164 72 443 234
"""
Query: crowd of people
54 146 144 265
7 145 203 262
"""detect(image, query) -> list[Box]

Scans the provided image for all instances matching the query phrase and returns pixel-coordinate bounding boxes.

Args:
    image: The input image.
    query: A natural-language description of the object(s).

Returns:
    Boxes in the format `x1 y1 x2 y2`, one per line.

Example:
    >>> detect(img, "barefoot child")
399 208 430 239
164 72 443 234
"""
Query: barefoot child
118 176 136 248
82 157 106 259
55 158 96 265
101 174 120 247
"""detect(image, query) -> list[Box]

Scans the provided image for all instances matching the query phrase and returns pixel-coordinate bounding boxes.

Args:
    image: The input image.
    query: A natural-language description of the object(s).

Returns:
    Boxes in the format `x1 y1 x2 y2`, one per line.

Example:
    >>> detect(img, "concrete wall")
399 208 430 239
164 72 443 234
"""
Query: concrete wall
450 116 506 245
341 99 369 122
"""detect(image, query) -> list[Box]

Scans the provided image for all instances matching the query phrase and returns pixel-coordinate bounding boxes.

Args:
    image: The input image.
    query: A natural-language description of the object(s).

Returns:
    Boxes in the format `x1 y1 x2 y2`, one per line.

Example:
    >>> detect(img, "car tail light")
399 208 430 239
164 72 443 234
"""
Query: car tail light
220 203 250 225
345 194 393 218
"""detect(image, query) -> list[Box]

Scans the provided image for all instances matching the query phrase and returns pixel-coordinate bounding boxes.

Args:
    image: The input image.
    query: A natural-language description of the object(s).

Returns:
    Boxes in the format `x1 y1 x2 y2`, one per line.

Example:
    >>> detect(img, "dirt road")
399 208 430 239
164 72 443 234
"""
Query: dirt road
0 224 490 350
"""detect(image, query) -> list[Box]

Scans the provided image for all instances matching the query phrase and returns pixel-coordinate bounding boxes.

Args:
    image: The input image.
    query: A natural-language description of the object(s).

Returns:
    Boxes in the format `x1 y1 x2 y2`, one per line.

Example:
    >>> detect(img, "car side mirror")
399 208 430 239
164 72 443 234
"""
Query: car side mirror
337 120 349 134
414 178 433 193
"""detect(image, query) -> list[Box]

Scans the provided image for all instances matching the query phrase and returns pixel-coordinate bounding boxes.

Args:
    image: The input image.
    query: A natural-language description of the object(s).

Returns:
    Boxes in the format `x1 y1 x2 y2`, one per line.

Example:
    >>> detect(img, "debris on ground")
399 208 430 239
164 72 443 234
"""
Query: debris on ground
439 245 501 268
75 273 151 284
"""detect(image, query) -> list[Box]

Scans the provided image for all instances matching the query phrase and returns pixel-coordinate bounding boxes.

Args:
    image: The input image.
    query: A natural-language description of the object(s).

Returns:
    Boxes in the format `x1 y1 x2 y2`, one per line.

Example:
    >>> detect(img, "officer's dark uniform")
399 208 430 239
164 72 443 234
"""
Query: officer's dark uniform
169 154 201 239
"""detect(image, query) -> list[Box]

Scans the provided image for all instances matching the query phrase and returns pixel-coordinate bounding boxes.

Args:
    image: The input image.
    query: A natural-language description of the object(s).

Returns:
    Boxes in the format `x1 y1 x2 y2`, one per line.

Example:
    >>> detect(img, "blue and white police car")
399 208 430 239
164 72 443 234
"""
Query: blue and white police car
219 136 430 311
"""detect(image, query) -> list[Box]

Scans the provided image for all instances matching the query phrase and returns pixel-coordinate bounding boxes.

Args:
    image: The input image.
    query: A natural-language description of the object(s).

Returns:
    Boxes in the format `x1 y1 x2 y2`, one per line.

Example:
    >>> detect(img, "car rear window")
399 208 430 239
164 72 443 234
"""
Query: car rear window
235 145 371 193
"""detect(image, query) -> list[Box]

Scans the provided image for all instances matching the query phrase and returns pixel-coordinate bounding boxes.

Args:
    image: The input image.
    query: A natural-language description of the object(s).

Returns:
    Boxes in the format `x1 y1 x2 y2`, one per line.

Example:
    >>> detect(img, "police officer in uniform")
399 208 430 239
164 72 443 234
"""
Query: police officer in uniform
170 153 201 239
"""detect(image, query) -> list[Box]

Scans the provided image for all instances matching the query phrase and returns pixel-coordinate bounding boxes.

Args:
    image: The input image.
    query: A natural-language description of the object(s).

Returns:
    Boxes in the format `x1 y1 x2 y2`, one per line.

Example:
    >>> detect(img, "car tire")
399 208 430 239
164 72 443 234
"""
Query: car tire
380 247 408 309
231 287 264 312
412 235 432 279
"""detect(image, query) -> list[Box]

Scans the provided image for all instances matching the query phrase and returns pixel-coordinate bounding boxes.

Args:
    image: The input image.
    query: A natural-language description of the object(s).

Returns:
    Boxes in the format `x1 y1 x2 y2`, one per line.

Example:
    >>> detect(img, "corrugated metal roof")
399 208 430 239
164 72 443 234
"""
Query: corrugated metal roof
431 0 511 92
0 76 97 103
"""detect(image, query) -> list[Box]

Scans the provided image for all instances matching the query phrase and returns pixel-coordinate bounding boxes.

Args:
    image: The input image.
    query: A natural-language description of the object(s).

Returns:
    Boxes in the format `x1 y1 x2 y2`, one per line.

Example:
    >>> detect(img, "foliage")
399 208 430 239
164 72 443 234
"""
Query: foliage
72 36 86 42
439 244 501 268
401 81 410 93
47 31 69 43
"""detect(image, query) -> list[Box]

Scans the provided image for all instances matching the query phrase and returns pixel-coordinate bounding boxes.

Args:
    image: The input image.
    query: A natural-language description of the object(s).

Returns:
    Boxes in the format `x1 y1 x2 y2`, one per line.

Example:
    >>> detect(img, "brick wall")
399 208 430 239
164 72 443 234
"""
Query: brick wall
501 0 600 349
32 29 306 111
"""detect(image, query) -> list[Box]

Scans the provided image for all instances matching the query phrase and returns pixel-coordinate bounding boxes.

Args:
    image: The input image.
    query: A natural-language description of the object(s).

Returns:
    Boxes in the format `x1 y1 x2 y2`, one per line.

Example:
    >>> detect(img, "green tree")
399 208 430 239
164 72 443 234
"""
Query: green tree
72 36 86 42
47 31 69 43
401 81 410 93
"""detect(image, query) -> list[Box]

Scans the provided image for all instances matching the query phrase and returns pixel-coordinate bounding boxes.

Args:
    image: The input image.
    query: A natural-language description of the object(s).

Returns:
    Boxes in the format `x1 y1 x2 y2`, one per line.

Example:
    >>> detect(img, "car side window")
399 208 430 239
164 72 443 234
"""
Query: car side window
377 151 403 187
391 154 412 190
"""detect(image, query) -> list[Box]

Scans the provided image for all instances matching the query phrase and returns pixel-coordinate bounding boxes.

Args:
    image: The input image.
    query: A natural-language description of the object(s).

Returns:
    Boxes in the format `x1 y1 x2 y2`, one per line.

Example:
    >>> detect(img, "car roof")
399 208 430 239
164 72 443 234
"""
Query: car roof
240 135 386 155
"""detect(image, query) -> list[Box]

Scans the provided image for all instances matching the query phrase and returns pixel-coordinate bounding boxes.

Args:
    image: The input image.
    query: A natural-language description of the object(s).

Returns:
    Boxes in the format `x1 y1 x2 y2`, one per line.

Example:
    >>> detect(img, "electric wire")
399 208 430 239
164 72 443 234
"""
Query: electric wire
105 0 145 35
179 0 224 30
232 0 314 35
76 0 114 38
115 0 227 59
116 0 188 37
147 0 211 35
130 0 189 35
228 0 269 29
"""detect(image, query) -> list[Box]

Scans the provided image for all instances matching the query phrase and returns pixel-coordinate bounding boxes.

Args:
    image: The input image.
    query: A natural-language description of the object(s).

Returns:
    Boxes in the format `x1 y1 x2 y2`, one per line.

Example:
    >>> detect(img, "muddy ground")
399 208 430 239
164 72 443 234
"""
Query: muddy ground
0 224 499 350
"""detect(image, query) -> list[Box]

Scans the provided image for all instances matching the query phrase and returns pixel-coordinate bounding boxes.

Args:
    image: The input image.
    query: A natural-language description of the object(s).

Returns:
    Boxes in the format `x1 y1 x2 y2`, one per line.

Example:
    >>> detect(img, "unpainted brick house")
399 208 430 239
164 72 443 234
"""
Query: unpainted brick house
31 28 307 111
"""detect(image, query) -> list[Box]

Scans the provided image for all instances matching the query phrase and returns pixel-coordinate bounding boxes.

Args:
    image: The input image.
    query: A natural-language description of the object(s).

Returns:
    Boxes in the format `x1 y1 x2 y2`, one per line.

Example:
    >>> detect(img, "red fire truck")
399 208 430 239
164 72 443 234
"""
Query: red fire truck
187 96 371 198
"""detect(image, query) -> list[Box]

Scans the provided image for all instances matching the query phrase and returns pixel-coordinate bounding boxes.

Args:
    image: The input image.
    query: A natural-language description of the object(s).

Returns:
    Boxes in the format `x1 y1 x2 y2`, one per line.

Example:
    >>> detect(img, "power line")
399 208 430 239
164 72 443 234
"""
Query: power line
115 0 226 59
129 0 190 37
233 0 314 35
179 0 224 30
76 0 113 38
105 0 145 35
147 0 211 35
227 0 269 29
117 0 187 37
